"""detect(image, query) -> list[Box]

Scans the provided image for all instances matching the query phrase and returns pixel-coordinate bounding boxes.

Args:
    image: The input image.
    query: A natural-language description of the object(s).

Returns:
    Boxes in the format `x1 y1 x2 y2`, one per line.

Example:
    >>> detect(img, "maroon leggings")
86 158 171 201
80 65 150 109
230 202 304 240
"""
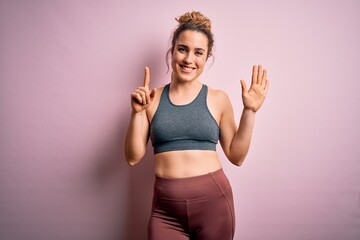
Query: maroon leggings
148 168 235 240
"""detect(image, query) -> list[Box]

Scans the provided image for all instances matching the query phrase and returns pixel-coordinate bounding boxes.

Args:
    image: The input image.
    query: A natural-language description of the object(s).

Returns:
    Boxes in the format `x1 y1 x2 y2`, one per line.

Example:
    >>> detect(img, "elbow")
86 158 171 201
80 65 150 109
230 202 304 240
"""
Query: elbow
232 159 244 167
227 144 249 167
126 156 136 166
124 145 145 166
124 148 144 166
127 160 137 166
229 155 246 167
233 161 243 167
124 152 141 166
125 155 140 166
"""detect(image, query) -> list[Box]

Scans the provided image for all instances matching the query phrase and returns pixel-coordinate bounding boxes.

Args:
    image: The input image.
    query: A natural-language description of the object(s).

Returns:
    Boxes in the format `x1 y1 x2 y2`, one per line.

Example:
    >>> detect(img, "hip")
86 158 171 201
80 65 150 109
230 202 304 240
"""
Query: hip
153 168 232 201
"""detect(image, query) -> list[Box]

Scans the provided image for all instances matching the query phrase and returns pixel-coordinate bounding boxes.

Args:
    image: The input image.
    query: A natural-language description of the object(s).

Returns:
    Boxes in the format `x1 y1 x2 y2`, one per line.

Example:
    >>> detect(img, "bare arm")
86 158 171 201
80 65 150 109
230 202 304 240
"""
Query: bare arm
124 110 150 166
221 108 256 166
124 67 156 165
220 65 269 166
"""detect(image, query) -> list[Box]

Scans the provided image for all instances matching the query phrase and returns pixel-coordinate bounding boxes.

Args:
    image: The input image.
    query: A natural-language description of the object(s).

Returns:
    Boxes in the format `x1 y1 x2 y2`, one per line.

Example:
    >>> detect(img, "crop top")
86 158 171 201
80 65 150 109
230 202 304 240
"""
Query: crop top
150 83 220 154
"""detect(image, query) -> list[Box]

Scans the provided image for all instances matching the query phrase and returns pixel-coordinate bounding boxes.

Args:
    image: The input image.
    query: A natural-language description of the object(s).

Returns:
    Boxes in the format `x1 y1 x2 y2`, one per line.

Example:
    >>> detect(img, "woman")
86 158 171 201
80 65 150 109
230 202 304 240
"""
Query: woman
125 11 269 240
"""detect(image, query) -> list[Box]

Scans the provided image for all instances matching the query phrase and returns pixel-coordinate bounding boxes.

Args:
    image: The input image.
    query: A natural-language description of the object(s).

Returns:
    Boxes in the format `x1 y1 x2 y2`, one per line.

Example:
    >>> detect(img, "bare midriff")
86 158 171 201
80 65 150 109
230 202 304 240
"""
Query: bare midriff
154 150 222 179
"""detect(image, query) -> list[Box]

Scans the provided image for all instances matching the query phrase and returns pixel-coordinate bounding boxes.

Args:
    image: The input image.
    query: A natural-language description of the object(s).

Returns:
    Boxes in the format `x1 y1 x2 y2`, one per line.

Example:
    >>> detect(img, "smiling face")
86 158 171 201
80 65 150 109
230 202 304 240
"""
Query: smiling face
171 30 209 83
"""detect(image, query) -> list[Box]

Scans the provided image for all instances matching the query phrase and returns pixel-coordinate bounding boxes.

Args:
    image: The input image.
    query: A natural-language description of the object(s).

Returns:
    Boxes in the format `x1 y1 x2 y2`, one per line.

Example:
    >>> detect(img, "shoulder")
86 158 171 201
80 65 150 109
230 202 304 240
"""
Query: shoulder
206 85 233 119
155 85 166 96
150 85 166 106
207 86 231 103
205 85 234 124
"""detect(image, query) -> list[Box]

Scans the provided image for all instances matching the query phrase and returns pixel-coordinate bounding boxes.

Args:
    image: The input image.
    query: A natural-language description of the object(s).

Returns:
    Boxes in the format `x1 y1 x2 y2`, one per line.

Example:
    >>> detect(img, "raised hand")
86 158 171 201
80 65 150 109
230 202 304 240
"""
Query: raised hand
131 67 157 113
240 65 269 113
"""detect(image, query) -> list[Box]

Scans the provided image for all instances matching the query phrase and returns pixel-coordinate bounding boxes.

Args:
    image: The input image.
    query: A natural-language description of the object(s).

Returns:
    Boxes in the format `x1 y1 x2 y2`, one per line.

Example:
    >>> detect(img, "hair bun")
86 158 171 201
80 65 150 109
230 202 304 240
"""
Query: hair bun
176 11 211 32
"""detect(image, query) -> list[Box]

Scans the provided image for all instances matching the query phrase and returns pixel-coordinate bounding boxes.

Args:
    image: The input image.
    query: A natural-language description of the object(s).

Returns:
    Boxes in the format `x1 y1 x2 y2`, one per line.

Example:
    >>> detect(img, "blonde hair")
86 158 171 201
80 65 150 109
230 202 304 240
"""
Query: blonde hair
166 11 214 70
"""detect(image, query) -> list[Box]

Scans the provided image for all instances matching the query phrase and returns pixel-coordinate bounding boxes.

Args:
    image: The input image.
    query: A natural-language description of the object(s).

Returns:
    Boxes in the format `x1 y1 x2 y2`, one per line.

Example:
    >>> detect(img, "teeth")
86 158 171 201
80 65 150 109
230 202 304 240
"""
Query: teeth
181 65 194 72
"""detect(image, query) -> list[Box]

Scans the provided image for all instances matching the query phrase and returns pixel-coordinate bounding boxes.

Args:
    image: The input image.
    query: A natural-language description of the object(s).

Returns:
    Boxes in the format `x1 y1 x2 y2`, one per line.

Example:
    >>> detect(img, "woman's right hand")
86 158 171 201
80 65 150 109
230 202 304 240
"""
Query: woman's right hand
131 67 157 113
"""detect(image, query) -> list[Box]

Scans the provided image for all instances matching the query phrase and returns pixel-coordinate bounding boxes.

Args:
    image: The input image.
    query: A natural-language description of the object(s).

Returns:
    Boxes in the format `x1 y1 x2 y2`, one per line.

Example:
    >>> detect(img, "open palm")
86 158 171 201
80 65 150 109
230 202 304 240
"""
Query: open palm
240 65 269 113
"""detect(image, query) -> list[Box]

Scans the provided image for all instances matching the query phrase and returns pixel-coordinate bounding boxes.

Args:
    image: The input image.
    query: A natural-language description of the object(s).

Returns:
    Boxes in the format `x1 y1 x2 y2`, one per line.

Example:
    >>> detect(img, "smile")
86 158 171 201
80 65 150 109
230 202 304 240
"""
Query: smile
180 65 196 73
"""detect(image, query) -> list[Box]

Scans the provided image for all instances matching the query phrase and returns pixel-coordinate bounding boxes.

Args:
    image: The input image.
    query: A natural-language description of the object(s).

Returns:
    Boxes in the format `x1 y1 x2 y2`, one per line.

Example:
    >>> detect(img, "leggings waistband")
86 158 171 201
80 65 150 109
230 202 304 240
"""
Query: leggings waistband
154 168 231 200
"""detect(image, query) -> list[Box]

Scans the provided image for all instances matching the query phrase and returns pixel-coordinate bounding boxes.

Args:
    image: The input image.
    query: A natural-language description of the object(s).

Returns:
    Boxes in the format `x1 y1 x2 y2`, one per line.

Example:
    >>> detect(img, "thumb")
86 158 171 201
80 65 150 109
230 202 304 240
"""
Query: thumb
240 80 247 95
150 88 157 99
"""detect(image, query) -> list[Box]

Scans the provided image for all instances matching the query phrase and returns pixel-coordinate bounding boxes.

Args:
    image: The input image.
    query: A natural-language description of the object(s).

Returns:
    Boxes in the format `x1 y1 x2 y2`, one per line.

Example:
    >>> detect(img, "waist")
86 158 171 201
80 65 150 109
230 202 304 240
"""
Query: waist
154 168 231 200
154 150 222 179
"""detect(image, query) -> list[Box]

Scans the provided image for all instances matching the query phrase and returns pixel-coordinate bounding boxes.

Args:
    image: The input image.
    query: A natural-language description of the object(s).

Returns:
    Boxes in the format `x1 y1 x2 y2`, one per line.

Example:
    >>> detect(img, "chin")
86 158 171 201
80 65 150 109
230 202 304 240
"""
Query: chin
175 68 201 82
176 73 197 82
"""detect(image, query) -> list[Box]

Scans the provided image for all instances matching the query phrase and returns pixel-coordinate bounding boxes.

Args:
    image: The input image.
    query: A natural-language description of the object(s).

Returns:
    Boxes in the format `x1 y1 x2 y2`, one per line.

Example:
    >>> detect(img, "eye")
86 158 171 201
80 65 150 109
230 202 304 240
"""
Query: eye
178 47 186 53
195 51 204 56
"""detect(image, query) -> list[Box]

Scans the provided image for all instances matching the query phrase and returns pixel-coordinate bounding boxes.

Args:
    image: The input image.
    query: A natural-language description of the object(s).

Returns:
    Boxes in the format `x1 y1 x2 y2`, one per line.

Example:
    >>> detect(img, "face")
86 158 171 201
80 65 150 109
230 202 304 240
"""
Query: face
171 30 209 83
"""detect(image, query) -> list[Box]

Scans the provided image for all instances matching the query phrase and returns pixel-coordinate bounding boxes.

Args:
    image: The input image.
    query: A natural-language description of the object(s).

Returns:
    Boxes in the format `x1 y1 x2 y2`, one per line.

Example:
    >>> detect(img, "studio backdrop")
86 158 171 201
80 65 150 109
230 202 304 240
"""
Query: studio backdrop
0 0 359 239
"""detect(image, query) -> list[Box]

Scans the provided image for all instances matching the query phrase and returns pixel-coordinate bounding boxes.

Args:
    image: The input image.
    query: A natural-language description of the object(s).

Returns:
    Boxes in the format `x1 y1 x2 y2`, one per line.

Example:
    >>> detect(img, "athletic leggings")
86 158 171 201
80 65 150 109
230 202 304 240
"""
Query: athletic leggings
148 168 235 240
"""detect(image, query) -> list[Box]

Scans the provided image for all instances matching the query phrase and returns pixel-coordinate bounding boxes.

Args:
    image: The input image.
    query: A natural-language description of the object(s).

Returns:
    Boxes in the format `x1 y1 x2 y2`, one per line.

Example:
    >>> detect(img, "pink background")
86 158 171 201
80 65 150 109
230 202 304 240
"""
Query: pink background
1 0 359 239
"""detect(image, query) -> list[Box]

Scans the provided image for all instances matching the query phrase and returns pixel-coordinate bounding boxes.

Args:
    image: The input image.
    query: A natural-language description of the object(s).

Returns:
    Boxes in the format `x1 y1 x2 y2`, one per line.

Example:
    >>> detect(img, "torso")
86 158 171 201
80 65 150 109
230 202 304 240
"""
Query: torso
154 150 222 178
147 82 225 179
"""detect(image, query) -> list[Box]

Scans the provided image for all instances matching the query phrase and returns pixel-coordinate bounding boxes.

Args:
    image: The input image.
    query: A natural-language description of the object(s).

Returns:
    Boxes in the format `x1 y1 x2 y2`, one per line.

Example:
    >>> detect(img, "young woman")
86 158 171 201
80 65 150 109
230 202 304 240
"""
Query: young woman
125 11 269 240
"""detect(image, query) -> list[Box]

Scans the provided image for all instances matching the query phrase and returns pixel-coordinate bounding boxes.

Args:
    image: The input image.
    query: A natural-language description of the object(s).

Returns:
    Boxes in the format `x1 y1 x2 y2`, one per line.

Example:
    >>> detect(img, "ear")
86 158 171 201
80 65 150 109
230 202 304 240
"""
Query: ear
166 49 173 73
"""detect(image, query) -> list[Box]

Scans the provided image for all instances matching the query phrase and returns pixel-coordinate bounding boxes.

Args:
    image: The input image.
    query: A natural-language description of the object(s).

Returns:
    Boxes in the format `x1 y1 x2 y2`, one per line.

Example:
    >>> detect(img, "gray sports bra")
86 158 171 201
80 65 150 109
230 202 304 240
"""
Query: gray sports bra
150 83 220 154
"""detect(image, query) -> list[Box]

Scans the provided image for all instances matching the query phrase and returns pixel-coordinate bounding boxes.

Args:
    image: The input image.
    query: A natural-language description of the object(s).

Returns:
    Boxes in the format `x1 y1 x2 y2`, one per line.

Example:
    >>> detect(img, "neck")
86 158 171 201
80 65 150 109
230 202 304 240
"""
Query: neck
170 72 202 90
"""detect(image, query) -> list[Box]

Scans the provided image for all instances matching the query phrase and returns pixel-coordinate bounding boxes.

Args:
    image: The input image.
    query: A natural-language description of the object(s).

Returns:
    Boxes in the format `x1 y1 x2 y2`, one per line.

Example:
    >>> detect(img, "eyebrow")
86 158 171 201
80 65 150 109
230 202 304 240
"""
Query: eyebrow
177 44 206 52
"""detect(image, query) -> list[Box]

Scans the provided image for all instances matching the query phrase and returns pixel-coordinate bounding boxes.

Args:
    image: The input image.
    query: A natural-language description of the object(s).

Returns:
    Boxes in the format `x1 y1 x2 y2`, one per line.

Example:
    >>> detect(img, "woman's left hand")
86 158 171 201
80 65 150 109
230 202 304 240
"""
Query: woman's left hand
240 65 269 113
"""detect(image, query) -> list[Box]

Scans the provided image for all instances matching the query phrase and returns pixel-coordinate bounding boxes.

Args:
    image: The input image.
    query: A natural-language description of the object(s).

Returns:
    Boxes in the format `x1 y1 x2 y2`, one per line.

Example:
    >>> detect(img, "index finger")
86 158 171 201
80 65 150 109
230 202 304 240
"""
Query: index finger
144 66 150 87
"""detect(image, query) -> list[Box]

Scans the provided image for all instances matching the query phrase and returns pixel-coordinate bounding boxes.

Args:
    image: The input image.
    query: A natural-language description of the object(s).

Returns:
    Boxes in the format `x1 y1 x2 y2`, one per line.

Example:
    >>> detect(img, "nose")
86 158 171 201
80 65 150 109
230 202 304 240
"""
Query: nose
183 53 193 64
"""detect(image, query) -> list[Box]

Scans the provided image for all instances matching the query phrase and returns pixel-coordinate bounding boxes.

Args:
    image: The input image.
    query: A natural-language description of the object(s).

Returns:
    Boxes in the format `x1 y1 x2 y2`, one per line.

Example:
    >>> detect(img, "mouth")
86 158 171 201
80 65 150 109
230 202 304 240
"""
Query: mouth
180 65 196 73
